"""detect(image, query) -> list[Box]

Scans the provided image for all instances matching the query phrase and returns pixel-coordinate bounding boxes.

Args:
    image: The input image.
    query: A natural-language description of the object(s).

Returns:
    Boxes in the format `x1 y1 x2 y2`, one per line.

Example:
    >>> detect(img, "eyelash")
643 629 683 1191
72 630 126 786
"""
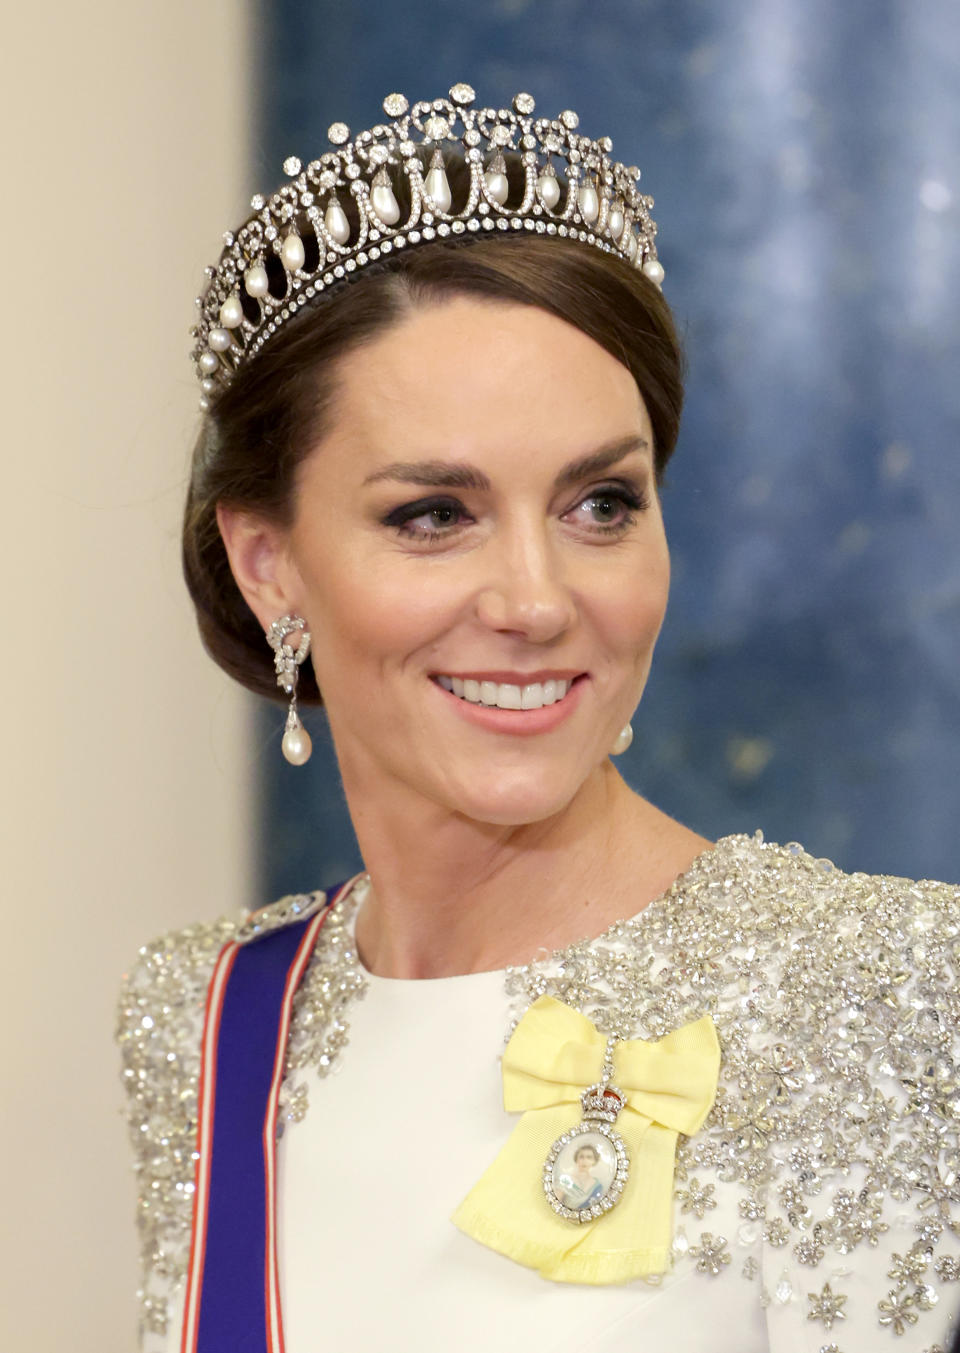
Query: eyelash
382 484 649 542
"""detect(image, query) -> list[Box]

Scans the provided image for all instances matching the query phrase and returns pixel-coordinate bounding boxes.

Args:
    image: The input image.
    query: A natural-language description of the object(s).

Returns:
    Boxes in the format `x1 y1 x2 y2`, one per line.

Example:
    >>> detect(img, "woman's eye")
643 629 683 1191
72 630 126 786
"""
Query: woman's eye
568 485 646 533
383 496 468 539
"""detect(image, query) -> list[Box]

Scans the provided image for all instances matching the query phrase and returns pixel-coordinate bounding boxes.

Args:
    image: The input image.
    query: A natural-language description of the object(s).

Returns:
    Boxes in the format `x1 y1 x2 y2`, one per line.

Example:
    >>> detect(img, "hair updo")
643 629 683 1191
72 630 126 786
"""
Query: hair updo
182 234 685 705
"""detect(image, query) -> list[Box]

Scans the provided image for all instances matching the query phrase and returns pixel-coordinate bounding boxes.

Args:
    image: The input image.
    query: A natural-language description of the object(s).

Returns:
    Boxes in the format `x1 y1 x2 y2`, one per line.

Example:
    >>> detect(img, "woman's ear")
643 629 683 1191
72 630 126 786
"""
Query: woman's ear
216 504 303 633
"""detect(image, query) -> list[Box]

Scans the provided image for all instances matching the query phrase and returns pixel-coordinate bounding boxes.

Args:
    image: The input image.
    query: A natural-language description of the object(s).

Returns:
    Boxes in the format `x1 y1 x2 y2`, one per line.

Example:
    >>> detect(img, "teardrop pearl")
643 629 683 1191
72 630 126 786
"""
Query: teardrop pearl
537 170 561 210
626 232 639 261
244 264 269 298
324 197 351 245
642 258 665 286
208 327 231 352
371 180 401 225
199 350 219 374
577 183 599 223
219 293 244 328
424 163 452 213
484 170 509 205
607 204 624 240
281 723 313 766
281 232 305 271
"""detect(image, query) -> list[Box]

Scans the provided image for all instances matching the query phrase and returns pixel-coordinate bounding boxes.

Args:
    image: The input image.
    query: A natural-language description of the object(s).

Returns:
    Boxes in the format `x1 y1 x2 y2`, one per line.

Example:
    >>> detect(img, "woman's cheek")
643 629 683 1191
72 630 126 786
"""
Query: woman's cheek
320 571 463 661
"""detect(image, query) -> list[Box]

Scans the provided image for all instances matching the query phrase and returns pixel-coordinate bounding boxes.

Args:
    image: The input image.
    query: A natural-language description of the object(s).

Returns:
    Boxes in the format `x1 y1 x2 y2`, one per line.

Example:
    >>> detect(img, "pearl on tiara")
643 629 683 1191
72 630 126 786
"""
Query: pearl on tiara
192 85 663 405
244 264 269 298
281 233 305 271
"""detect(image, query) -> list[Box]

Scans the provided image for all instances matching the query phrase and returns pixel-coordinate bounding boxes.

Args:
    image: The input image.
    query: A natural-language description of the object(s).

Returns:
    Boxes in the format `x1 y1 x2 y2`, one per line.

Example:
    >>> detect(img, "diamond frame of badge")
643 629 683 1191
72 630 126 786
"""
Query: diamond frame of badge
543 1120 630 1224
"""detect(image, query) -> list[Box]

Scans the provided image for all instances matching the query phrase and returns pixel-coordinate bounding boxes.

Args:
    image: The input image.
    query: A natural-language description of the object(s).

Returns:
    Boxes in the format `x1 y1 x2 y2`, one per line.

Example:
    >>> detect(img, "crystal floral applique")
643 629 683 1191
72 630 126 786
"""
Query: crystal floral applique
118 834 960 1345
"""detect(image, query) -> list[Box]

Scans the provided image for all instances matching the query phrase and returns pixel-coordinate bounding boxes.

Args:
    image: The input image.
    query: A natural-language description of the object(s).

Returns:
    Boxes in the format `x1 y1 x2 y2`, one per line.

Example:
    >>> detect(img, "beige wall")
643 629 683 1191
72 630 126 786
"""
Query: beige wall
1 5 254 1349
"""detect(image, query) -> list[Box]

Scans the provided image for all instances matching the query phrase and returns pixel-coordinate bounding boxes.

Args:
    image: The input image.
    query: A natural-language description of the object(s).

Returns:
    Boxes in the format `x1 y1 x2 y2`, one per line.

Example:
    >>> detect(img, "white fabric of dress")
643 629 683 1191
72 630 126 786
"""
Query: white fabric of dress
118 834 960 1353
161 962 763 1353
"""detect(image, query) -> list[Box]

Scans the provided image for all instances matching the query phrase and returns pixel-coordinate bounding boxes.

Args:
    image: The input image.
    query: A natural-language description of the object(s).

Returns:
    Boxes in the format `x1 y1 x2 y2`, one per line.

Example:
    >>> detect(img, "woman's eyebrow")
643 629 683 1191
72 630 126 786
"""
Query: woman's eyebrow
362 435 650 492
552 435 650 489
363 461 491 490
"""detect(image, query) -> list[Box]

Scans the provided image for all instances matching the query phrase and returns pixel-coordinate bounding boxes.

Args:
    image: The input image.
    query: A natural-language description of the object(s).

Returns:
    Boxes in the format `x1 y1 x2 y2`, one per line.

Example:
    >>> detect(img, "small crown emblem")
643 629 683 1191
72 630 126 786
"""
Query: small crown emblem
580 1083 627 1123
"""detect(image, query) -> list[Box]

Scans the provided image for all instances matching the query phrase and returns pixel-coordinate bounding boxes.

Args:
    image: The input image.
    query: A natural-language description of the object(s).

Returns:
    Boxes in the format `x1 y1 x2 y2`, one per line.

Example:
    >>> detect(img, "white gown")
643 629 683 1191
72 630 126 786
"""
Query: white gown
118 834 960 1352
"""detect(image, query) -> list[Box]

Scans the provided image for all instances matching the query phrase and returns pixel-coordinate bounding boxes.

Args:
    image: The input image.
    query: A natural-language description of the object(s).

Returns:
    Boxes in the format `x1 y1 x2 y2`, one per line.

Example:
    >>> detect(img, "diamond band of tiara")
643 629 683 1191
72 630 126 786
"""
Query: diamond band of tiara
192 83 663 408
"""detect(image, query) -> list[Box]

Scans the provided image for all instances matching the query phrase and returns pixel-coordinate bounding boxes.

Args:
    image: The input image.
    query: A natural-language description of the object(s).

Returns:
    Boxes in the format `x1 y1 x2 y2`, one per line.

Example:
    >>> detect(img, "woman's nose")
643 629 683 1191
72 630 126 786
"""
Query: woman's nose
474 528 577 642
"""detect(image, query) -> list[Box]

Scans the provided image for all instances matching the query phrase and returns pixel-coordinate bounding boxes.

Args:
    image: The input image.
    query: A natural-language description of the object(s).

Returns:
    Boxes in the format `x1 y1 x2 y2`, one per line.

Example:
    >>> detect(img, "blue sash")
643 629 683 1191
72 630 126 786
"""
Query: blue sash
181 884 348 1353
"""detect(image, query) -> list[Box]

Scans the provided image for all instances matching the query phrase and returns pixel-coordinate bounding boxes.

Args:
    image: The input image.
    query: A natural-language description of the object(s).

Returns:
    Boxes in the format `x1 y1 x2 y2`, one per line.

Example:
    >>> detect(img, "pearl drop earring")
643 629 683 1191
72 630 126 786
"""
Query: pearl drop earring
611 724 634 756
266 615 313 765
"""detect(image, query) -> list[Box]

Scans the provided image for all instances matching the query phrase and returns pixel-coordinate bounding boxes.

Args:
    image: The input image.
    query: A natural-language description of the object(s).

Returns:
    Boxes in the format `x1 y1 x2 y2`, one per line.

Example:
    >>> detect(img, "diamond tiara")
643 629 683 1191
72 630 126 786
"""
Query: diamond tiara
192 83 663 408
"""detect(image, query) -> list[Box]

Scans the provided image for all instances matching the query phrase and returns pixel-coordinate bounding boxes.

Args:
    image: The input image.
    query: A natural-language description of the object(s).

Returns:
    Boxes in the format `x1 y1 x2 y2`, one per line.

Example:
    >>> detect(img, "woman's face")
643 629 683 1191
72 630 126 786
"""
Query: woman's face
574 1147 598 1172
275 296 670 826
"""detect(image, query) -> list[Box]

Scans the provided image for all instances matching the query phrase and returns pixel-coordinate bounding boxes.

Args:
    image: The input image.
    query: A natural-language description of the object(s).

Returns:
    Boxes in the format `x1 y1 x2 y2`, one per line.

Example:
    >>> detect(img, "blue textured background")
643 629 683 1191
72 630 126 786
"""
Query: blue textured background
251 0 960 898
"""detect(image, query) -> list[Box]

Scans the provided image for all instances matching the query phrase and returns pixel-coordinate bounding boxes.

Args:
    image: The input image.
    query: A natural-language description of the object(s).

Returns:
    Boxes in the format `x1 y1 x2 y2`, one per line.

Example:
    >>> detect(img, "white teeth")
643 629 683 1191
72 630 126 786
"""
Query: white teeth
436 676 573 709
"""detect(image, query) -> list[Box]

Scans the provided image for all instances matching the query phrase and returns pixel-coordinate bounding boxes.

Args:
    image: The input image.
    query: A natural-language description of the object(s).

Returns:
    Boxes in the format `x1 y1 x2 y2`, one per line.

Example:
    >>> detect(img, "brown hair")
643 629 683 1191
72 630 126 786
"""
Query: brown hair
182 235 685 704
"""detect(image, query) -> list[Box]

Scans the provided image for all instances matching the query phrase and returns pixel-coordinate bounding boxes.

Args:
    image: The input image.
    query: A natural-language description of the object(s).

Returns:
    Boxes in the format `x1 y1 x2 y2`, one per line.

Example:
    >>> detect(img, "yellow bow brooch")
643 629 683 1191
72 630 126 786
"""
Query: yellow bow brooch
453 996 720 1285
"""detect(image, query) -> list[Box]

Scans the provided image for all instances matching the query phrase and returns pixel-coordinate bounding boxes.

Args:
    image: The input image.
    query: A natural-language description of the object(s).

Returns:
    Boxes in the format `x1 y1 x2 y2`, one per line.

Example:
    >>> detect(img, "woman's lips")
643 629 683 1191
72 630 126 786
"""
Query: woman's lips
433 674 576 710
430 673 588 735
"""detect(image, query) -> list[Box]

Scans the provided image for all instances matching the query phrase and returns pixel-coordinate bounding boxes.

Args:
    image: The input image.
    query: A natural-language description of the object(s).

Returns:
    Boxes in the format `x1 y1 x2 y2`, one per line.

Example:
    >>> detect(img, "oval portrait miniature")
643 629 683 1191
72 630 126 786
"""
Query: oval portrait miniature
545 1124 628 1221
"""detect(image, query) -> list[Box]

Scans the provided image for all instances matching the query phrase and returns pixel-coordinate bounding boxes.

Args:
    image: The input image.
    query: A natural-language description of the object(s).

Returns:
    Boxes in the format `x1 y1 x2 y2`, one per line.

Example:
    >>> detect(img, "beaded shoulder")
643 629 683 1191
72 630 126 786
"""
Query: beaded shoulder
115 890 329 1344
507 833 960 1347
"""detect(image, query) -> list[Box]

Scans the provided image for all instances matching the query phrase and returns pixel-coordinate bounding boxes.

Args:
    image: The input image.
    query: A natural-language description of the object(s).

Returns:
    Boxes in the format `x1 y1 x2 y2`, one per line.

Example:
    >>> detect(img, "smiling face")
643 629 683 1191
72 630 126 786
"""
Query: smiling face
247 295 670 826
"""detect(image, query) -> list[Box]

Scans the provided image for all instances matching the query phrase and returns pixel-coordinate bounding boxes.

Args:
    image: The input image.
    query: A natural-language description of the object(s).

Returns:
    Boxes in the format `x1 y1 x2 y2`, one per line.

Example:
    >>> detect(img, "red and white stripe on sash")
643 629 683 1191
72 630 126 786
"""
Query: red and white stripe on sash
180 881 357 1353
262 906 330 1353
181 938 240 1353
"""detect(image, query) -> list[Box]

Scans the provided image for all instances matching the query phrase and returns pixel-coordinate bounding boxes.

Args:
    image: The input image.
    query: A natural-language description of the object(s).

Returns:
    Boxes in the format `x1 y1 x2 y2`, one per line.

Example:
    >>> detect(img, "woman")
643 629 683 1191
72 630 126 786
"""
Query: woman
557 1142 609 1212
118 86 960 1352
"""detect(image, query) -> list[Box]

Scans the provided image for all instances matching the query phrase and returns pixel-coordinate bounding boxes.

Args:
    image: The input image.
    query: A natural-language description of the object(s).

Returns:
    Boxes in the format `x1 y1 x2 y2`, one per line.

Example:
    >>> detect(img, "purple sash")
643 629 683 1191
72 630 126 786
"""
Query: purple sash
181 883 349 1353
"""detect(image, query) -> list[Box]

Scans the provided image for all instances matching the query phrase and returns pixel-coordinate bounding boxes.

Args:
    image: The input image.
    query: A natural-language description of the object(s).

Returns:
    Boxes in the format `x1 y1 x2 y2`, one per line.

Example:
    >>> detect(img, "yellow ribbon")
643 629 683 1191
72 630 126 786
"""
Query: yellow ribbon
452 996 720 1285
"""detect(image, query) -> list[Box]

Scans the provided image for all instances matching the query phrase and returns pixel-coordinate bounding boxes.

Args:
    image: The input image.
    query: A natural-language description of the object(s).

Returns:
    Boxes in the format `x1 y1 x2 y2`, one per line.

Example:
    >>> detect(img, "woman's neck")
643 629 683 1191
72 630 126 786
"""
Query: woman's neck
345 761 710 979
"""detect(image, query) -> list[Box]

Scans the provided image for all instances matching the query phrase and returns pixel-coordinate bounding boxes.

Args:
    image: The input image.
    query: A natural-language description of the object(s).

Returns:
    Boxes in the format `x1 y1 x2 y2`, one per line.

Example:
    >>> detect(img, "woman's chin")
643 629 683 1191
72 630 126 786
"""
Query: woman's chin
443 769 590 829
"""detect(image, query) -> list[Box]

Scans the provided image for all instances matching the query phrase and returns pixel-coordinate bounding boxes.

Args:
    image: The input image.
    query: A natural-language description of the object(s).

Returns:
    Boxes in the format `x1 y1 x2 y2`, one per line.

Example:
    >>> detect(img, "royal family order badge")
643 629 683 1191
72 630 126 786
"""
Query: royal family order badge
544 1082 630 1223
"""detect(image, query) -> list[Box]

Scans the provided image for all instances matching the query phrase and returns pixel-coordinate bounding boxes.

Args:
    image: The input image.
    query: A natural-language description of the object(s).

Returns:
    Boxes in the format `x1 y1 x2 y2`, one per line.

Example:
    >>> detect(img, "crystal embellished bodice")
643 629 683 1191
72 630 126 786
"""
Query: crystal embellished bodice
117 834 960 1351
